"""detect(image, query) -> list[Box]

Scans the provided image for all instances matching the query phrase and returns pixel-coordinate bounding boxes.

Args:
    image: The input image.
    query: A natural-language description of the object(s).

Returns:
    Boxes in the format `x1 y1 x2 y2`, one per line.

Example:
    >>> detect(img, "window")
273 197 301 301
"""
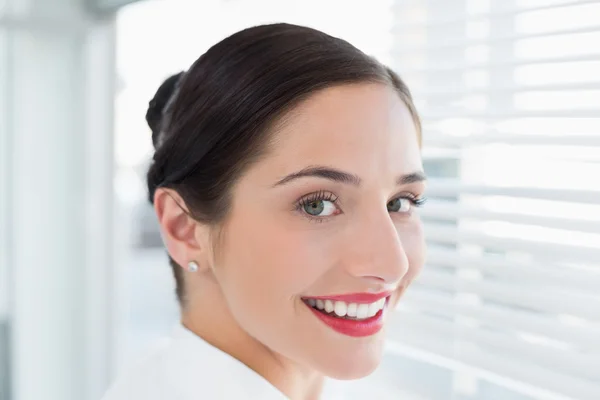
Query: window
388 1 600 399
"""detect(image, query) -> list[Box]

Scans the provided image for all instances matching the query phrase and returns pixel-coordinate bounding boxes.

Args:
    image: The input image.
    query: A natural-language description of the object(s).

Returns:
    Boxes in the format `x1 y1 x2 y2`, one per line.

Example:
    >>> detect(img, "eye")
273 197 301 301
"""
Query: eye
303 199 337 216
296 191 340 219
387 196 427 213
387 198 411 213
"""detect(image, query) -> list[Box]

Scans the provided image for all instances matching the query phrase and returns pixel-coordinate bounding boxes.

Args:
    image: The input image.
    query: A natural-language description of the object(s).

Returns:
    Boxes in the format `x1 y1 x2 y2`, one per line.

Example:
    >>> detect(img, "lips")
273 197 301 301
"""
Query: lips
303 292 391 337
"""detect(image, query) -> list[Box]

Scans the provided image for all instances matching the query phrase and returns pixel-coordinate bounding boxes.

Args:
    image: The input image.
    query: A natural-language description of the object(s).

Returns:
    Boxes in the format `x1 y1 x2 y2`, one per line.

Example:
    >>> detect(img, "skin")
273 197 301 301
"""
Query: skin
154 83 426 400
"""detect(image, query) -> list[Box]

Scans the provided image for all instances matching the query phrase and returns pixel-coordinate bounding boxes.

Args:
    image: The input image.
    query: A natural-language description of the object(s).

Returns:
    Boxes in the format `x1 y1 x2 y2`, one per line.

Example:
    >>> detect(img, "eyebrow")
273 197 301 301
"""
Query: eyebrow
273 165 427 187
399 171 428 185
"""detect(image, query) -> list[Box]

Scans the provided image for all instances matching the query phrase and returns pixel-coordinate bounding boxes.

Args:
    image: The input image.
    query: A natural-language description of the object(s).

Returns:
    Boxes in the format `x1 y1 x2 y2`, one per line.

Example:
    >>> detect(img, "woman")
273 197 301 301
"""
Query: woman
103 23 426 400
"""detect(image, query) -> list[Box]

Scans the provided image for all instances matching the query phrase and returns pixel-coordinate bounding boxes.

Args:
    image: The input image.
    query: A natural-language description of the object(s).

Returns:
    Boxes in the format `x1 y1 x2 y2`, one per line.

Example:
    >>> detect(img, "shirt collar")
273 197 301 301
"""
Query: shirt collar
165 324 289 399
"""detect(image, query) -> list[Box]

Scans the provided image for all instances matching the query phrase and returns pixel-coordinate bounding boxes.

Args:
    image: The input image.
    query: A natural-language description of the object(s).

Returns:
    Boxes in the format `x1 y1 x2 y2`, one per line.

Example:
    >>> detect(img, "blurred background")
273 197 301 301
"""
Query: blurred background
1 0 600 399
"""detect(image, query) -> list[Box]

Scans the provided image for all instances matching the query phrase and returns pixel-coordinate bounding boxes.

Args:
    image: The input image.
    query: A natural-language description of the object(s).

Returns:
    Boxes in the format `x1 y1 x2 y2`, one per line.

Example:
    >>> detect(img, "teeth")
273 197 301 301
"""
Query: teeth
356 304 369 319
324 300 334 313
306 297 387 320
347 303 358 317
334 301 347 317
368 302 379 317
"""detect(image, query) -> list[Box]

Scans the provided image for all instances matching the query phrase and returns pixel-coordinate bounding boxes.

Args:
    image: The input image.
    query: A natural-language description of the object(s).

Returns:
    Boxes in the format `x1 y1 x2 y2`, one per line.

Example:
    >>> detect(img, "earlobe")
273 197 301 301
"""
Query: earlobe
187 261 199 272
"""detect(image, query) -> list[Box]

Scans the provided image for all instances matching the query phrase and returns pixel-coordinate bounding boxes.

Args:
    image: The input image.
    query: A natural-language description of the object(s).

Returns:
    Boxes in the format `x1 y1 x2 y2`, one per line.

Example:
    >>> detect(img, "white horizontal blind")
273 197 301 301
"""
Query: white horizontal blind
388 0 600 399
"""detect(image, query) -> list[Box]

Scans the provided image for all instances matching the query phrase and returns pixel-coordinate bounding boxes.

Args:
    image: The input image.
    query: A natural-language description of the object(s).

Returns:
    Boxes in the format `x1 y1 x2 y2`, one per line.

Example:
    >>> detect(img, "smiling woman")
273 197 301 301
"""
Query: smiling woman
103 23 425 400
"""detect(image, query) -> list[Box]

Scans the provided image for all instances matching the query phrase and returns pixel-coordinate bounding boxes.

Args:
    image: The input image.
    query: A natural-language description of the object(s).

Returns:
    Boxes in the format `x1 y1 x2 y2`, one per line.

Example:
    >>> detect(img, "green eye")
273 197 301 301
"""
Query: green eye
387 198 411 213
304 200 325 216
303 199 338 217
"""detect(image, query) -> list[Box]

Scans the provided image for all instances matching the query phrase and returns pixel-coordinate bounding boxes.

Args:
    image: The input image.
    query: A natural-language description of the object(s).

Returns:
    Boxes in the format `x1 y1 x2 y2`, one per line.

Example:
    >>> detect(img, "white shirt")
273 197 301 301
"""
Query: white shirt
101 324 289 400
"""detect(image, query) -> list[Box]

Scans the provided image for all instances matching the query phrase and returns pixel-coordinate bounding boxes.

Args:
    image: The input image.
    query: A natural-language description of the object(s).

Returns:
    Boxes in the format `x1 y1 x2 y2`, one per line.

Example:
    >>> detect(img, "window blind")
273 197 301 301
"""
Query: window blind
387 1 600 399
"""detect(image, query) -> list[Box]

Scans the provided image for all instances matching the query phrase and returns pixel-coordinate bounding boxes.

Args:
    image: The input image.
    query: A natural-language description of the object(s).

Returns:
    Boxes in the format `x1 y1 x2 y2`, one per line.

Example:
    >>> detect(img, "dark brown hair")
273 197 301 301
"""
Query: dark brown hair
146 23 421 304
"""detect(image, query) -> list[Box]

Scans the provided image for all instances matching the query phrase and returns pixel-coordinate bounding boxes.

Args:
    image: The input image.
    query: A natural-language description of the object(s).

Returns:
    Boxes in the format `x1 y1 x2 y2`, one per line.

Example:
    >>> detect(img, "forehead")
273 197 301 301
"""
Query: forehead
260 83 423 182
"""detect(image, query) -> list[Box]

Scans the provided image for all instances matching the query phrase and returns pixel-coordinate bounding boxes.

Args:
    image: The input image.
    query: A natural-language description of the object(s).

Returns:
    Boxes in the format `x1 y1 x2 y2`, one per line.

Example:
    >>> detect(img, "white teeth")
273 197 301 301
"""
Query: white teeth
347 303 358 317
334 301 347 317
368 302 379 317
356 304 369 319
316 299 324 310
324 300 334 313
307 297 387 320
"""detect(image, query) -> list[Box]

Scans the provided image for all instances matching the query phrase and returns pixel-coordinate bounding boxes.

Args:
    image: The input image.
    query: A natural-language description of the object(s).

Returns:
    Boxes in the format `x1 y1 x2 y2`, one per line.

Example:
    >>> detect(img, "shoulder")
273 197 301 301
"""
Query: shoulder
101 340 172 400
101 325 288 400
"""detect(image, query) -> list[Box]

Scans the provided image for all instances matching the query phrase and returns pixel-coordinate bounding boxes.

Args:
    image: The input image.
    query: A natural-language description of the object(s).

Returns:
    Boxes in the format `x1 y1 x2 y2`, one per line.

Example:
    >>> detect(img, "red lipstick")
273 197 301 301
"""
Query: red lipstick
304 292 391 337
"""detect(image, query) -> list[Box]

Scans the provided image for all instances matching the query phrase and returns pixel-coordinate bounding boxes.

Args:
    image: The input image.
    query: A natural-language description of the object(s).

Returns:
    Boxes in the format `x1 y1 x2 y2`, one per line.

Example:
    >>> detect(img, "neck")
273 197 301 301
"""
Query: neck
181 279 325 400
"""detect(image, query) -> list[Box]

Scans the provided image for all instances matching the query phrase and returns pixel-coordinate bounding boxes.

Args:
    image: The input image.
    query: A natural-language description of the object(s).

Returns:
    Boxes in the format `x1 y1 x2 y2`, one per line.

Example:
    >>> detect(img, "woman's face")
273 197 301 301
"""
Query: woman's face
211 83 426 379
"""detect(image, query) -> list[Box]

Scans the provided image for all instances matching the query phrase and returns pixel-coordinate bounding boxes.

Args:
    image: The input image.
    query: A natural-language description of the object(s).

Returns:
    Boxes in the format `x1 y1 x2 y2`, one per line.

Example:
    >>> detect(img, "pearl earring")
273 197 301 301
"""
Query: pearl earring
187 261 199 272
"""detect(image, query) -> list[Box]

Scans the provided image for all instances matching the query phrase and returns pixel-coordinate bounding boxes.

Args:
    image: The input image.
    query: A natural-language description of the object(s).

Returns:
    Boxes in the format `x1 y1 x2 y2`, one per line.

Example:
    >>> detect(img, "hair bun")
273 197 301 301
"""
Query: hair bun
146 72 184 148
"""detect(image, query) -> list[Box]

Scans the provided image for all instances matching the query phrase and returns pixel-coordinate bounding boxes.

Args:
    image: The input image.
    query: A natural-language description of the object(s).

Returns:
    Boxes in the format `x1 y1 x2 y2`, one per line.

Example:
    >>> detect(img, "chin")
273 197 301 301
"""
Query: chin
329 363 380 381
316 338 384 380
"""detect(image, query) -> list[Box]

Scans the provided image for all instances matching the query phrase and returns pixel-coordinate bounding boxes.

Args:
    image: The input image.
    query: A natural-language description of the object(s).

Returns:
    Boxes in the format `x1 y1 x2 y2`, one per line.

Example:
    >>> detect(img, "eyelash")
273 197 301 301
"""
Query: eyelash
294 191 427 223
296 191 339 213
400 193 428 208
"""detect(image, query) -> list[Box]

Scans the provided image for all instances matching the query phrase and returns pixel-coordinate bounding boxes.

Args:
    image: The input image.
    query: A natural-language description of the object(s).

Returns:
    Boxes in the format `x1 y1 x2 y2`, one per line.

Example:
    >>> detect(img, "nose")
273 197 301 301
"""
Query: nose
343 210 410 284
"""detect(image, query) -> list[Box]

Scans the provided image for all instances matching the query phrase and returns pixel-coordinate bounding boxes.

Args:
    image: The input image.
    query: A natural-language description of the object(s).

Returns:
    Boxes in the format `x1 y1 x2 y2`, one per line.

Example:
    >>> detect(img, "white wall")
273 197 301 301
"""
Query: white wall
1 1 119 399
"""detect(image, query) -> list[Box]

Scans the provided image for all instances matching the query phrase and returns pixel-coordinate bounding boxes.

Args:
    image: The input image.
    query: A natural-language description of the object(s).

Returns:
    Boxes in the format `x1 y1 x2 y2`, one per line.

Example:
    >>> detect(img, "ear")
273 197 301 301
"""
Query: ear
153 188 210 272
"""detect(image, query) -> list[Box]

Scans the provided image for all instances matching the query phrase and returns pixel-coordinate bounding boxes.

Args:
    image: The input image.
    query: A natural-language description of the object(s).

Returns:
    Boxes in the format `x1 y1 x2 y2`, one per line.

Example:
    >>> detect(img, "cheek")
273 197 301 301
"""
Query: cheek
214 210 339 354
215 211 330 309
